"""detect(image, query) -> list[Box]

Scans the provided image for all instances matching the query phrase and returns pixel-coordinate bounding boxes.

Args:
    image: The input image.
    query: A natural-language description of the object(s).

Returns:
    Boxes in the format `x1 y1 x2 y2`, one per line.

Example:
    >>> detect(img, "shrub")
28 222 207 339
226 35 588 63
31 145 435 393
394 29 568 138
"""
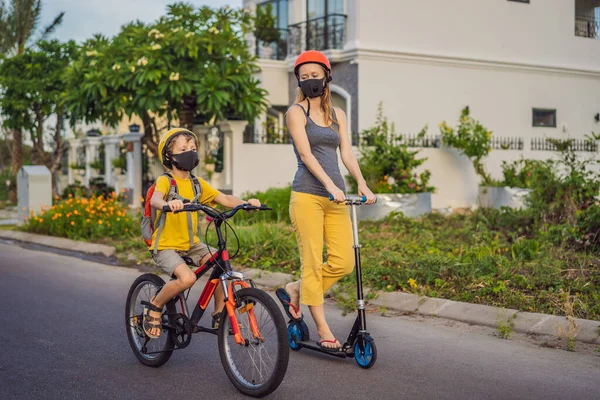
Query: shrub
494 158 547 188
234 185 292 224
439 106 493 185
22 192 137 240
349 103 434 194
526 139 600 225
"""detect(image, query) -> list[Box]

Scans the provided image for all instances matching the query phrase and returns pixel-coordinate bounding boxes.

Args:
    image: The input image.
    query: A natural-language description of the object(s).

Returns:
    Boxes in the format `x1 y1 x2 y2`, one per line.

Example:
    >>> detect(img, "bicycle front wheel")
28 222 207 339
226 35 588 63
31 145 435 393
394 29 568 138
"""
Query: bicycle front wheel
217 287 289 398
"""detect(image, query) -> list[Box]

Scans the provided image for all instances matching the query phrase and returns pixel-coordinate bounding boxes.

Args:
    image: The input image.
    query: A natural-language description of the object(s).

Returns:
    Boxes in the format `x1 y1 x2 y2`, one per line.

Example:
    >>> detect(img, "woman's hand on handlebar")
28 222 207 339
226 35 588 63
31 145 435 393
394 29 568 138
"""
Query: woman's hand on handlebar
358 182 377 205
326 184 345 203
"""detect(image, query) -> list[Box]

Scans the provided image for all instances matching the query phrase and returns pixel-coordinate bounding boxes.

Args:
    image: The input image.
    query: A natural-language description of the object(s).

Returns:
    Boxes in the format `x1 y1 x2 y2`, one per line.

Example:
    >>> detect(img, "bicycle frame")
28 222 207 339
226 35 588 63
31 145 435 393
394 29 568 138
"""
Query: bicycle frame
167 210 261 346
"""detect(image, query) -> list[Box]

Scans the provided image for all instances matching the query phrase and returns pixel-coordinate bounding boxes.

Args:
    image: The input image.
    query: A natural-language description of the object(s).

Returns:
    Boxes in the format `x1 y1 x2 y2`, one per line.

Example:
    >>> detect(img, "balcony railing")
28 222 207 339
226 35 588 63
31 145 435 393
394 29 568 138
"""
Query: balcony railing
288 14 347 56
254 28 289 61
575 14 600 39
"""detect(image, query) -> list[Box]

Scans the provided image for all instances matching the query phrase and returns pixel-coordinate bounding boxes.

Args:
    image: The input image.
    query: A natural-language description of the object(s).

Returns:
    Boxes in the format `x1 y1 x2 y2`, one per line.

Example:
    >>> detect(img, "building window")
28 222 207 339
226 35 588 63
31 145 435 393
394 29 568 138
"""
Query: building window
532 109 557 128
297 0 346 53
244 106 290 144
255 0 288 60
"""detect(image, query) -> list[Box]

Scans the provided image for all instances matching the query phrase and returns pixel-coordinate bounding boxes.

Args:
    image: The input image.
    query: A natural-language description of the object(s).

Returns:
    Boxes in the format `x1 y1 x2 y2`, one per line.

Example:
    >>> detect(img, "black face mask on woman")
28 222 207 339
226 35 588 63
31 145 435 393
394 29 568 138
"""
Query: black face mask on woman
299 78 326 98
170 150 199 171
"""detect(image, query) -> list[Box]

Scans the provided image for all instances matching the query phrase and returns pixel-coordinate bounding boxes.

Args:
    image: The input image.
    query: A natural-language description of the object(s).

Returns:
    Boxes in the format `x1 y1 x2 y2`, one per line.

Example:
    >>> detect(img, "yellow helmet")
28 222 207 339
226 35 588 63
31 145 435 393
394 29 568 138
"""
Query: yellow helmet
158 128 198 167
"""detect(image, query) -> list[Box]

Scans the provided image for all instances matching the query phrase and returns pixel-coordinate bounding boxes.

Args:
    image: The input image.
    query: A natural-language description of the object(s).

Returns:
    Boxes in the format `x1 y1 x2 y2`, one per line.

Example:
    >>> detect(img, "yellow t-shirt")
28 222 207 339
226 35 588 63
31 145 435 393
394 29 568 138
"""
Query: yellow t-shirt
151 175 220 251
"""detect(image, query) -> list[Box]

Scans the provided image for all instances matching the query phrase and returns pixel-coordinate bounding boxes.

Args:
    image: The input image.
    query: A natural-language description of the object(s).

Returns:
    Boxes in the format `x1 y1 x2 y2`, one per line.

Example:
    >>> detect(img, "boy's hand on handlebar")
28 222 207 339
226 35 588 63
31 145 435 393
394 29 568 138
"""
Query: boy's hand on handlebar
244 198 261 212
168 199 184 211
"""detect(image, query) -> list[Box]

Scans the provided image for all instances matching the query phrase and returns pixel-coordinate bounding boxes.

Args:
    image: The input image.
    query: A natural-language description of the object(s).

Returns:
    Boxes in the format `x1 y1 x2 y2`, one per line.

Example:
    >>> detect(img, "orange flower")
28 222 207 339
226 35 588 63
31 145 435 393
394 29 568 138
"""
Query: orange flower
70 221 75 226
98 220 103 224
86 218 91 223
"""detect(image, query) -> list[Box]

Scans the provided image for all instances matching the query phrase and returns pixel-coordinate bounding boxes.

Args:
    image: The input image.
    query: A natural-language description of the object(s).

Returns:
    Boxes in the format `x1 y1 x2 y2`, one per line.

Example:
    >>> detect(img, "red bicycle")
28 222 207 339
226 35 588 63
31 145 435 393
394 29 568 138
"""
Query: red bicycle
125 203 289 398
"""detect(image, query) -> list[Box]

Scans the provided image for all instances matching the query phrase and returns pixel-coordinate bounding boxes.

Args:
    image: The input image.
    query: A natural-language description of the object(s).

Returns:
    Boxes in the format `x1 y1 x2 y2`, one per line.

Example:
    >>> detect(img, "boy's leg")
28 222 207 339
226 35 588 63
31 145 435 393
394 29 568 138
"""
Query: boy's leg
148 250 197 337
186 243 224 316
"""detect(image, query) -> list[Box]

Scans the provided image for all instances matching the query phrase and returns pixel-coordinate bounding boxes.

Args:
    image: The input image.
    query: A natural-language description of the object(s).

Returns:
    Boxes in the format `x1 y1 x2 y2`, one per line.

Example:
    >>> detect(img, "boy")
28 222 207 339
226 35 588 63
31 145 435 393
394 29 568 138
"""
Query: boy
143 128 261 339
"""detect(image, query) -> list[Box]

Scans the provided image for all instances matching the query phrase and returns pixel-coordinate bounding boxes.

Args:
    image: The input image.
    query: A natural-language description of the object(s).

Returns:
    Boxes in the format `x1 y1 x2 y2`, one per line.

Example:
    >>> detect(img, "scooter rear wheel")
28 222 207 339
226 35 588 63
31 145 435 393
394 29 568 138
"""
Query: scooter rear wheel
287 322 303 351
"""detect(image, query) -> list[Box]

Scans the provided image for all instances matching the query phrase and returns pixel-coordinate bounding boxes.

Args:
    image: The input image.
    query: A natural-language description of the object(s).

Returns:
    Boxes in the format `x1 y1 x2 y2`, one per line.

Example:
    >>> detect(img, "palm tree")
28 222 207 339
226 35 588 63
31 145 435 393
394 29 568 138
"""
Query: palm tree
0 0 64 201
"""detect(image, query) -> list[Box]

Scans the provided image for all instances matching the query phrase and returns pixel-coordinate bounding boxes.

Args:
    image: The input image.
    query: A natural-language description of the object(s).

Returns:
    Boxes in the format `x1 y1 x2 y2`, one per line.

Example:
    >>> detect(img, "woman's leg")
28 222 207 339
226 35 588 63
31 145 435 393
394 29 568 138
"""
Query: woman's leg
321 201 354 294
289 192 325 308
309 200 353 348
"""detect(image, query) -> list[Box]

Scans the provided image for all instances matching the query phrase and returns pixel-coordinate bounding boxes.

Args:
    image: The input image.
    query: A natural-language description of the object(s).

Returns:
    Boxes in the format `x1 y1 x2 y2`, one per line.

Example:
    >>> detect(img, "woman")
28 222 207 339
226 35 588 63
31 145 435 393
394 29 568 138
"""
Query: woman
276 50 376 350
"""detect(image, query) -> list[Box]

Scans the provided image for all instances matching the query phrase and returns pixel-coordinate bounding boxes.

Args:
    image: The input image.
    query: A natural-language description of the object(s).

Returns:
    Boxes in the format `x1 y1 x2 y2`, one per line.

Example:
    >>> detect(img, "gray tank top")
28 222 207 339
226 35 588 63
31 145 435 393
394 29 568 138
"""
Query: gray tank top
288 103 346 198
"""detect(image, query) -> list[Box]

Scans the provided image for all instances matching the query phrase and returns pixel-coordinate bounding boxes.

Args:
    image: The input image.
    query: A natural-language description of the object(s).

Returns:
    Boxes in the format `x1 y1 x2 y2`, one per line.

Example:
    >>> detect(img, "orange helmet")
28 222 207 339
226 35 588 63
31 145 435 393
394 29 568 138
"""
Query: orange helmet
294 50 332 82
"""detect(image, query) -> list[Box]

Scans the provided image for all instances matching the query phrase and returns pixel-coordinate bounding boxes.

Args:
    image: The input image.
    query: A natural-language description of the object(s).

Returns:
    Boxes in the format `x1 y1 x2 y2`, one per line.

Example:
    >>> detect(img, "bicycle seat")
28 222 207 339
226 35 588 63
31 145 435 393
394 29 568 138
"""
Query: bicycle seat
181 256 196 266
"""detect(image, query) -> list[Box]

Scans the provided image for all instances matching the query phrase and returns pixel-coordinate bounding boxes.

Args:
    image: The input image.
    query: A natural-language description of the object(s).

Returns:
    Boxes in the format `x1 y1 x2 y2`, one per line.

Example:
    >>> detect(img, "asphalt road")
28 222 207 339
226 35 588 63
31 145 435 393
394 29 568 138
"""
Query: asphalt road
1 241 599 400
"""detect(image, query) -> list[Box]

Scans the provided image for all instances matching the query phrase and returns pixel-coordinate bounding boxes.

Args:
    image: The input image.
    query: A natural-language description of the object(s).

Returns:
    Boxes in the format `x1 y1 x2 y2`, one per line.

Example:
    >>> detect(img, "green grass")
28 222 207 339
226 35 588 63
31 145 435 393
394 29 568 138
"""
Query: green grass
226 209 600 321
33 198 600 321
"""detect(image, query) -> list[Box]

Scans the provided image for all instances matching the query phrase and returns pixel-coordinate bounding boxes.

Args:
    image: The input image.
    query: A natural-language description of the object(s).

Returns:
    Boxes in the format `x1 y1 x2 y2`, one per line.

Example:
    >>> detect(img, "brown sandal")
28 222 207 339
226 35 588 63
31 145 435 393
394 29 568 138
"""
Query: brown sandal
141 300 163 339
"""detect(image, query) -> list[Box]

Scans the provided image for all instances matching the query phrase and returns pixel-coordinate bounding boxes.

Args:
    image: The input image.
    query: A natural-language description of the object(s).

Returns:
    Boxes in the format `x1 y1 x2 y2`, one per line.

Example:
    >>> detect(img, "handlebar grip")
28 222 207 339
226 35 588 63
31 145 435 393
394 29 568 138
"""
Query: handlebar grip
162 205 171 212
328 194 368 203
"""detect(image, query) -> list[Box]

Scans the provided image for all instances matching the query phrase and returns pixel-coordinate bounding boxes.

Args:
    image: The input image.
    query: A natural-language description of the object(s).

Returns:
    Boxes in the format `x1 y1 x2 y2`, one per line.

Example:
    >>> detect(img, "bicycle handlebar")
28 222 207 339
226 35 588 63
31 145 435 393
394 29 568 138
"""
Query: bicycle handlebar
161 203 273 219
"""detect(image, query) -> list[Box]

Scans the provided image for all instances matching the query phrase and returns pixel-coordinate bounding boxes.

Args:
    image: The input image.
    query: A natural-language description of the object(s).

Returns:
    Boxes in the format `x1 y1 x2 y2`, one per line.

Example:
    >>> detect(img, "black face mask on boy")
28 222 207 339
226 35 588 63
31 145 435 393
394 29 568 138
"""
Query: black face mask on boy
170 150 199 171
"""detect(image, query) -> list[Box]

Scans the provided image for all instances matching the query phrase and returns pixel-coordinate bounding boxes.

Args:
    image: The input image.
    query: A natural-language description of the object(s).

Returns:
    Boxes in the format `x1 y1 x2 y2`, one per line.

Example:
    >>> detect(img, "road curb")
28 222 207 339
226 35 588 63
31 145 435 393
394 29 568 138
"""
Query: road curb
370 291 600 345
0 230 116 258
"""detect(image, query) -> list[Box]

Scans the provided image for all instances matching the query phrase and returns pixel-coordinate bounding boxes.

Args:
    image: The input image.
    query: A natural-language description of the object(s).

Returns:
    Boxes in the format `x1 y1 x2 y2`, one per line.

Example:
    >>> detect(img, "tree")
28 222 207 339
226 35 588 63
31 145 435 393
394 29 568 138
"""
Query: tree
0 0 64 201
65 3 268 158
0 40 78 195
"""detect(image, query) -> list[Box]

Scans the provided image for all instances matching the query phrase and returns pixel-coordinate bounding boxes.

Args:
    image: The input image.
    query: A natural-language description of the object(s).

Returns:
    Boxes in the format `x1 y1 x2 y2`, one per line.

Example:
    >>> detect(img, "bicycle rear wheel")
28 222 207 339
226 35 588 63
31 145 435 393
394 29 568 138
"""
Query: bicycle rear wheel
217 287 289 398
125 273 175 367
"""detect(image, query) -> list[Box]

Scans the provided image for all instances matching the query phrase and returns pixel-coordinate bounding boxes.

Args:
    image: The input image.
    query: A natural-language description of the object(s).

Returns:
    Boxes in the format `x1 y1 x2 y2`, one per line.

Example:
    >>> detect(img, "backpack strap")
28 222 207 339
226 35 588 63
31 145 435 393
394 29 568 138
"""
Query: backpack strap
189 174 203 244
152 173 180 255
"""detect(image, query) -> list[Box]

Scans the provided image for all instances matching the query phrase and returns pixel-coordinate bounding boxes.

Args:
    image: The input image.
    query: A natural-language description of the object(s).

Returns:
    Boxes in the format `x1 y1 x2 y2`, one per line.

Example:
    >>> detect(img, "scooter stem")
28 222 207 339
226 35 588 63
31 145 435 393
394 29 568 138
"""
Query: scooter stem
350 203 367 332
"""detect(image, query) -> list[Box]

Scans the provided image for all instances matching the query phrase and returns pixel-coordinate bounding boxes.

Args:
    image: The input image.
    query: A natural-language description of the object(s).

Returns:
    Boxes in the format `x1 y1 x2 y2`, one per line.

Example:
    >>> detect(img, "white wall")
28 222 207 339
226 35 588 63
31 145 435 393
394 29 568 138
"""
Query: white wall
230 117 297 196
357 57 600 143
414 147 600 209
256 60 290 106
355 0 600 71
356 56 600 207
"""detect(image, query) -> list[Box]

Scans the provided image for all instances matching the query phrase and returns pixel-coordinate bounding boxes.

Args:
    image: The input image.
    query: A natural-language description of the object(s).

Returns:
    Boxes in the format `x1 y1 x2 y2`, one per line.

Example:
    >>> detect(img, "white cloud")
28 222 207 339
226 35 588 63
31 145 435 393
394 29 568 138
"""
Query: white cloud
40 0 242 43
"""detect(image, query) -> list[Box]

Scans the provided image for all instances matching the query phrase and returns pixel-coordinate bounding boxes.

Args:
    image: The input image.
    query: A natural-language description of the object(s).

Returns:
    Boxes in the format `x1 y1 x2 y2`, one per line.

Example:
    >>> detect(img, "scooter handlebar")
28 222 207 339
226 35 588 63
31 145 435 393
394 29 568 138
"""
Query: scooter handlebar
328 194 376 204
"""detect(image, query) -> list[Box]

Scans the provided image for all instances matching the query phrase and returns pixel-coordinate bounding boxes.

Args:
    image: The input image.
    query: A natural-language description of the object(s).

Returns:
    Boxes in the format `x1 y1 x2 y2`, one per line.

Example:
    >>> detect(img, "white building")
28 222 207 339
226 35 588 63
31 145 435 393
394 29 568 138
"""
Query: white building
236 0 600 208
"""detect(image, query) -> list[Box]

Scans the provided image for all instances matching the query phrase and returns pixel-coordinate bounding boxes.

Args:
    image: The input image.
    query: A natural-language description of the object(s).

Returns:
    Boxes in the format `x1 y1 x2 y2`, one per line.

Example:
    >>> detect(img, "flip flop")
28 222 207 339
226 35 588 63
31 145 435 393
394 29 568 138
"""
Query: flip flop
275 288 303 321
317 339 342 351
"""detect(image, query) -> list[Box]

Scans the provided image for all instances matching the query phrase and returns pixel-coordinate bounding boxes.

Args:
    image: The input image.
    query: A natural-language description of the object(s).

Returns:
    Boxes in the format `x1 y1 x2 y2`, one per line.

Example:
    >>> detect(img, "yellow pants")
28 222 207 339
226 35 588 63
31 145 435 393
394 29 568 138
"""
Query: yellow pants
289 191 354 306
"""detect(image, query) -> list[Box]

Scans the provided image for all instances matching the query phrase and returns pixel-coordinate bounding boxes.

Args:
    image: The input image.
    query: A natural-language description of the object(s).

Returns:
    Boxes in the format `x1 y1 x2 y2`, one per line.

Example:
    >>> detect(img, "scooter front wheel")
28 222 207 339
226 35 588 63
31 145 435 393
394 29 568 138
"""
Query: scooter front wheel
354 335 377 369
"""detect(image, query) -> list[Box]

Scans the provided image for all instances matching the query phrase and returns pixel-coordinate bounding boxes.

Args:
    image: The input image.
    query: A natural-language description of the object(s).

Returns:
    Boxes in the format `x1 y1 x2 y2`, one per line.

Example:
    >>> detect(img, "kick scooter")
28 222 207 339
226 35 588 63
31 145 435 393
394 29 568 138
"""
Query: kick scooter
276 195 377 369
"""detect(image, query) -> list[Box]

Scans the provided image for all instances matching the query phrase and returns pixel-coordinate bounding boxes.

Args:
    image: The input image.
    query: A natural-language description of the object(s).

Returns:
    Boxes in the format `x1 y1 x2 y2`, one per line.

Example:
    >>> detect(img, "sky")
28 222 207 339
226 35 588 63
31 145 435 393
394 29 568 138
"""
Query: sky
40 0 242 43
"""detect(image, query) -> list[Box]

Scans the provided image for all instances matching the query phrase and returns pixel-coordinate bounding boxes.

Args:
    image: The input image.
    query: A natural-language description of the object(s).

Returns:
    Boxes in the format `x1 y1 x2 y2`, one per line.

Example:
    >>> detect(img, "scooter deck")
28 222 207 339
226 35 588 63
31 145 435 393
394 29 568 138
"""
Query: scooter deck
297 338 350 358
